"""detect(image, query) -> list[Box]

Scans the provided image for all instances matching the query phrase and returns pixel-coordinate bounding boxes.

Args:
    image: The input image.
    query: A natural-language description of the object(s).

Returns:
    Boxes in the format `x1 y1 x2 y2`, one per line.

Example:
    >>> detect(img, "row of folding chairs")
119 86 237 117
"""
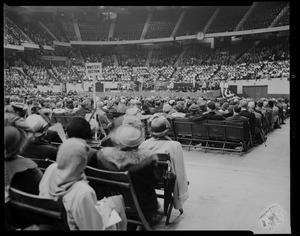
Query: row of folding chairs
168 118 253 155
8 154 178 230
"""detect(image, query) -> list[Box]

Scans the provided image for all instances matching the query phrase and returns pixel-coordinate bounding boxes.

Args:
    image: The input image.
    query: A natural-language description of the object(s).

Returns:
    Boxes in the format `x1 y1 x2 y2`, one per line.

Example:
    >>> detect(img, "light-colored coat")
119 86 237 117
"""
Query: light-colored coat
139 137 189 209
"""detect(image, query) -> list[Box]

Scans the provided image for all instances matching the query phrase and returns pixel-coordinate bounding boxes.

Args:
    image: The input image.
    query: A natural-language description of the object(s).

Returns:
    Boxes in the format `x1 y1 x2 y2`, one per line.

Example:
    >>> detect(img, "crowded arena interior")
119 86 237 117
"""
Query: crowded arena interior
4 3 292 232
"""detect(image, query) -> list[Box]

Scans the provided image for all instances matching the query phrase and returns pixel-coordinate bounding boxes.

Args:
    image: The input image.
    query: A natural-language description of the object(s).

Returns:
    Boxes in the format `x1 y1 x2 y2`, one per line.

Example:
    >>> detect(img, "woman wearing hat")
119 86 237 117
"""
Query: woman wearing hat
20 114 61 161
139 115 189 213
39 138 127 230
5 125 44 230
5 125 43 194
75 100 92 118
95 124 160 228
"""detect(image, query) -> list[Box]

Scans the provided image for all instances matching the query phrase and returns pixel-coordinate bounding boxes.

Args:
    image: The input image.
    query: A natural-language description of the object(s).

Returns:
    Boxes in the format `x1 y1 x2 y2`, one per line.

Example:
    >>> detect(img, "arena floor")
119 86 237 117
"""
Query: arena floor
153 118 291 233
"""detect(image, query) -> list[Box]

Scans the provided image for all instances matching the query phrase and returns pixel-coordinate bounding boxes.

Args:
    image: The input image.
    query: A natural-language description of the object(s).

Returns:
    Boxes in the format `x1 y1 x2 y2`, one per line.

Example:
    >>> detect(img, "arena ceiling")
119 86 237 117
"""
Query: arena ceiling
4 5 204 15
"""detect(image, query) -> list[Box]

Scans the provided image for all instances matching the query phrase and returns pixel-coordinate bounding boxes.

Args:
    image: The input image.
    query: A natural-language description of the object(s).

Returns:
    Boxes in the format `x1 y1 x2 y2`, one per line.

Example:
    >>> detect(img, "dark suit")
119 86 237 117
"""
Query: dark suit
240 109 256 136
222 111 234 118
225 114 249 126
190 111 225 122
21 139 58 161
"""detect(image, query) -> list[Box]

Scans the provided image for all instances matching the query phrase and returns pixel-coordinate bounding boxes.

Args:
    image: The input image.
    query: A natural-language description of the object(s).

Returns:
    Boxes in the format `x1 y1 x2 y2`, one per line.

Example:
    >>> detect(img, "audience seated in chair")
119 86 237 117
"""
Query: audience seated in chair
21 114 61 161
65 116 99 163
75 100 92 118
38 138 127 230
139 115 189 212
95 121 160 227
190 102 225 122
5 125 44 230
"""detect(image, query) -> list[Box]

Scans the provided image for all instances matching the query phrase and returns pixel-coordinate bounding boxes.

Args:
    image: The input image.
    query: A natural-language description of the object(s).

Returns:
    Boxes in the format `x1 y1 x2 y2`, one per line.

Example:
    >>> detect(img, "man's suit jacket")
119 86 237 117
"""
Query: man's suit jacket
190 111 225 122
240 110 256 135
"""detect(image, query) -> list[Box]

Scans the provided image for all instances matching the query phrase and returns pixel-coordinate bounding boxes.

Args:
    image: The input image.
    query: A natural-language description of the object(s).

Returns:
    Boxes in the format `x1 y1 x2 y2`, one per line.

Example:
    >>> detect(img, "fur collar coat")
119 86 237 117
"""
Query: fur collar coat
96 147 158 173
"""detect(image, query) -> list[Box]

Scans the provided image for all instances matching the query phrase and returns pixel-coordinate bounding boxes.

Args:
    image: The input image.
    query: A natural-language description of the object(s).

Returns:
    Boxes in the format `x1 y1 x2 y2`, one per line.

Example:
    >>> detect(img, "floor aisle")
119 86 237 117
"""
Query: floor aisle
153 118 291 233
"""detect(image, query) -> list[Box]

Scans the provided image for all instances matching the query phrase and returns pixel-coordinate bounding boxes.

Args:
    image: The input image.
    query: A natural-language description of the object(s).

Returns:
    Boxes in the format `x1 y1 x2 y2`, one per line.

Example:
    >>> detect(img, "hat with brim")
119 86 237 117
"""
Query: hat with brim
11 102 28 111
122 115 143 129
5 126 30 159
26 114 48 137
189 104 198 111
163 104 172 113
112 124 144 148
150 116 170 138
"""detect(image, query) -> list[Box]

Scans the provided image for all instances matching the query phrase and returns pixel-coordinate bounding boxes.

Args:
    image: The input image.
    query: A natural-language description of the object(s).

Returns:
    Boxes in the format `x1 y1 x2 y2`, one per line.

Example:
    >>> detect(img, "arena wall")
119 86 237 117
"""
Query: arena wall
228 78 290 99
36 78 289 99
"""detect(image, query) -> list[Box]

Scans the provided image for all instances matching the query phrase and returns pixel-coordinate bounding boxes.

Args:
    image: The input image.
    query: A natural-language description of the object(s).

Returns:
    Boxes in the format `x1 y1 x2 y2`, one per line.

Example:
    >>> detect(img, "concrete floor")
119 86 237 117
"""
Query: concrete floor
153 118 291 233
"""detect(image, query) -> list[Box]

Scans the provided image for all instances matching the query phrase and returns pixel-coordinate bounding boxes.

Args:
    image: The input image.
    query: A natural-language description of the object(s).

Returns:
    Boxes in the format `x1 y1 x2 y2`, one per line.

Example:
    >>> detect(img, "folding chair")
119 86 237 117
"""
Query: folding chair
173 118 193 150
85 166 152 230
8 187 69 230
166 118 176 140
29 158 55 172
191 121 209 148
155 153 178 225
205 122 226 153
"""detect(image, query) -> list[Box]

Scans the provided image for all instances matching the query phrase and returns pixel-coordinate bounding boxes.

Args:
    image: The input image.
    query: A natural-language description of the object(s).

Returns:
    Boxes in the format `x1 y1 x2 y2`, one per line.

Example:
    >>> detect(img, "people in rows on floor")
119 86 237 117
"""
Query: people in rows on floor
150 100 163 114
39 138 127 230
11 102 28 118
190 101 225 122
184 103 199 118
174 101 185 113
65 116 99 164
94 101 112 137
125 99 143 118
225 105 249 126
106 100 118 113
5 125 44 230
95 122 160 227
52 101 68 114
262 100 274 132
20 114 60 160
162 103 177 117
139 115 189 212
4 112 33 134
116 99 128 114
5 125 43 194
239 100 257 142
248 101 267 144
75 100 92 118
255 100 269 133
268 99 281 129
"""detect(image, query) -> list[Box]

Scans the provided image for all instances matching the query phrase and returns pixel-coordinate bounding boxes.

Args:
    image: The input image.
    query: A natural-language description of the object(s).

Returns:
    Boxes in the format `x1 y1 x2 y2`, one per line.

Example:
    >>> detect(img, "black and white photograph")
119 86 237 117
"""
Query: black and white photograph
4 3 294 233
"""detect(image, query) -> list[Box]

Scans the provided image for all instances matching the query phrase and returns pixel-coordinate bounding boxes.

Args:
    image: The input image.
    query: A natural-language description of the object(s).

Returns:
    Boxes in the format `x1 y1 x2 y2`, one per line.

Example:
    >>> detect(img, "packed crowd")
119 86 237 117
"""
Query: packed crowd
4 80 290 230
4 42 290 96
4 5 290 230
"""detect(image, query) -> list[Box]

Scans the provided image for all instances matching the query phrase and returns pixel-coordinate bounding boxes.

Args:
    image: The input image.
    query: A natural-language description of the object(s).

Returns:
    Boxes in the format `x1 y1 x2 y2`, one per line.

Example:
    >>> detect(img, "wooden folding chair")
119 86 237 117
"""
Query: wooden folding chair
166 118 176 140
51 113 73 129
173 118 193 150
29 158 55 172
205 122 227 153
155 153 178 225
8 187 69 230
191 121 209 148
85 166 152 230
